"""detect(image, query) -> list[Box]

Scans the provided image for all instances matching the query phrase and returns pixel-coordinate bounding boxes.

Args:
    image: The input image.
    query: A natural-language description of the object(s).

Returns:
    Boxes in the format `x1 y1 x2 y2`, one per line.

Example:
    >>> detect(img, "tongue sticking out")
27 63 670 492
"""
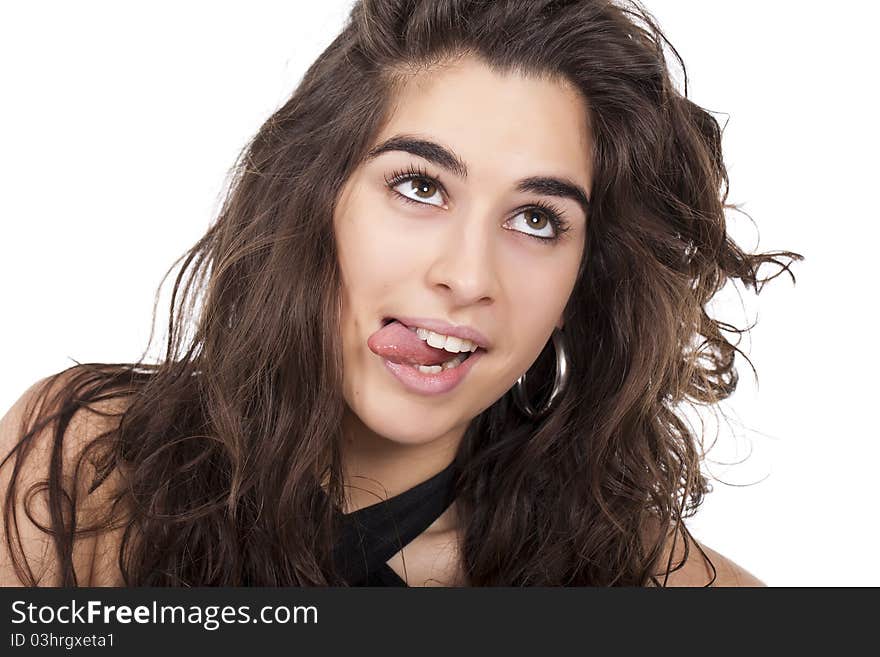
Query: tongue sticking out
368 320 461 366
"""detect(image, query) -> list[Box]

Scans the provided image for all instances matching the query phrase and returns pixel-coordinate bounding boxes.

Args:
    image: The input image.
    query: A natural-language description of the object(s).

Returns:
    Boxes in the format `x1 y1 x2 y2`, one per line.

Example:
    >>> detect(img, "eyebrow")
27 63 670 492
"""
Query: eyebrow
366 134 591 214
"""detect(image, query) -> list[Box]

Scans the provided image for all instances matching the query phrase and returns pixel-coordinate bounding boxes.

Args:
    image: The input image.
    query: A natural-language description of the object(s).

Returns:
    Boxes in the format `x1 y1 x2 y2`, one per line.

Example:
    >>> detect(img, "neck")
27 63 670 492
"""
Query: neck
335 406 464 520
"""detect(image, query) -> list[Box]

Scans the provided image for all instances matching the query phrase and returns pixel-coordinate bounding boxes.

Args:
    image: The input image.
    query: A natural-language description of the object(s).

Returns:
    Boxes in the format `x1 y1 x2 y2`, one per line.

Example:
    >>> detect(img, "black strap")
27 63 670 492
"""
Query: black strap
331 462 457 585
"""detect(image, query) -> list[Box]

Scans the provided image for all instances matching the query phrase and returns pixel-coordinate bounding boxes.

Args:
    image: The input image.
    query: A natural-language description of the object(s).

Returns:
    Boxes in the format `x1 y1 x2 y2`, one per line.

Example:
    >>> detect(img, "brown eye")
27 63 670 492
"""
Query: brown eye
507 205 567 242
525 209 550 231
409 178 438 199
390 173 446 207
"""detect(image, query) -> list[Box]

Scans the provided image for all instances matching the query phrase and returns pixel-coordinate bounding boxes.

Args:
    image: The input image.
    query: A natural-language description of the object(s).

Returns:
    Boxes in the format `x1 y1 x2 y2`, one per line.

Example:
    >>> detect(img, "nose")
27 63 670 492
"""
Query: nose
424 211 499 307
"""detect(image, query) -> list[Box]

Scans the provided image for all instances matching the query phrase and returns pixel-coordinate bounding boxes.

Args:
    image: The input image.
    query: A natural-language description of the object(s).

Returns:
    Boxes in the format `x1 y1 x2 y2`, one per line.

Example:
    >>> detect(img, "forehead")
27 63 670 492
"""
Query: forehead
376 57 594 184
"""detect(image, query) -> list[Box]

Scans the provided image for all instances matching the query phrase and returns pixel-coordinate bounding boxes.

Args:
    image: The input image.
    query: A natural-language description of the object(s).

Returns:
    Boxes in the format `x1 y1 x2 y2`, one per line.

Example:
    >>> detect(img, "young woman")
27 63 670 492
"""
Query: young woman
0 0 800 587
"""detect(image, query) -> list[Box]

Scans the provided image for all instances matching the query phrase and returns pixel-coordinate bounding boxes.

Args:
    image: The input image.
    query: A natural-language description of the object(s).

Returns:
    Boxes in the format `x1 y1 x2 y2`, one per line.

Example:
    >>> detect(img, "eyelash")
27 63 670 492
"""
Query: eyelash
383 164 572 244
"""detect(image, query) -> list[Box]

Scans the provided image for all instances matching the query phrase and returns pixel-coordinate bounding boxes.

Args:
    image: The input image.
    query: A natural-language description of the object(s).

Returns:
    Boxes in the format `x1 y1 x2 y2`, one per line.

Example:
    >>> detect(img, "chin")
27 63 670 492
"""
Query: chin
381 407 469 444
343 394 472 447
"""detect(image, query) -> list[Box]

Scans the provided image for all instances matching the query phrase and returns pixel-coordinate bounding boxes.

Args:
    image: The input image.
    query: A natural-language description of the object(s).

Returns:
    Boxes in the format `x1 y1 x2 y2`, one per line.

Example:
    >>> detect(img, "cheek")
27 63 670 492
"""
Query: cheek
509 255 574 313
338 216 414 297
337 200 434 317
502 256 580 362
336 203 418 354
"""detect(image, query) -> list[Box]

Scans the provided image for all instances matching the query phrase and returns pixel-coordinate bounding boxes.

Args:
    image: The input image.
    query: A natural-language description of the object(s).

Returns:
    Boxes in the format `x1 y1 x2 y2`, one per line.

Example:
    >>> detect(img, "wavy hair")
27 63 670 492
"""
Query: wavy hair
3 0 802 586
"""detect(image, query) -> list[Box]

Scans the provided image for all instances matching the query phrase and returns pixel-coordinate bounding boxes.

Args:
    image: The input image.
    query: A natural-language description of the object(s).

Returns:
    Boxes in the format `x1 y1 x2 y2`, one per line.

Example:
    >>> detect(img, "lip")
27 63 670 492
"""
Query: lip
387 316 492 350
381 348 485 395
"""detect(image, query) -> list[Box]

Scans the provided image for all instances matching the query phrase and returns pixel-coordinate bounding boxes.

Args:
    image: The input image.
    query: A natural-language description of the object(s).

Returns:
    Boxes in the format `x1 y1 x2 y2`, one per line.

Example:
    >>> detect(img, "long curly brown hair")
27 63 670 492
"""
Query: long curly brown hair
2 0 801 586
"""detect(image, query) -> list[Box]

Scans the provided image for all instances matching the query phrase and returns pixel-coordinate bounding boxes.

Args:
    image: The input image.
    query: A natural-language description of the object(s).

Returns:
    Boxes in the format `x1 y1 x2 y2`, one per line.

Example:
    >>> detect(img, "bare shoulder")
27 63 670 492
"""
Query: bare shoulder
0 367 132 586
643 518 767 587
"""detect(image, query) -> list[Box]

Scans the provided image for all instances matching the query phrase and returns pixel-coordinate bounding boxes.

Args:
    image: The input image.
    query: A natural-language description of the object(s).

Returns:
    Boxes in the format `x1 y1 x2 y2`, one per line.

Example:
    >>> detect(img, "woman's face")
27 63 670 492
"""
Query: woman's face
333 56 593 448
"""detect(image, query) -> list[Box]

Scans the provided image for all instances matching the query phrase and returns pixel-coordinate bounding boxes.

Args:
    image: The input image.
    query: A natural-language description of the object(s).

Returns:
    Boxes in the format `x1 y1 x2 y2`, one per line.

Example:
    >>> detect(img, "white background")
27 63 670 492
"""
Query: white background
1 1 876 585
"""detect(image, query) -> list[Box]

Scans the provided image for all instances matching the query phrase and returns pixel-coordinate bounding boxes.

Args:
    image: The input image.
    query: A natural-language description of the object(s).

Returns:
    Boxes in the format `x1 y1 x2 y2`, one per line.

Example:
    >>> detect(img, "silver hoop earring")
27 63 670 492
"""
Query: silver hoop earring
512 327 570 420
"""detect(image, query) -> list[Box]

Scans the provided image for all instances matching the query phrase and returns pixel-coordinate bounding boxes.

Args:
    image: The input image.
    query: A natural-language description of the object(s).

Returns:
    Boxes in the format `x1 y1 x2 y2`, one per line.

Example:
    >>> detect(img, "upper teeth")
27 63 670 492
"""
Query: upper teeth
413 327 479 353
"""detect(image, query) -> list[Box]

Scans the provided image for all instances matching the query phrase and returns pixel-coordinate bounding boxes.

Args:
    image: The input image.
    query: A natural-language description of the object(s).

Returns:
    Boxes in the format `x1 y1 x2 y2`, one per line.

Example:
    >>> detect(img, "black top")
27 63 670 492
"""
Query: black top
330 461 458 586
